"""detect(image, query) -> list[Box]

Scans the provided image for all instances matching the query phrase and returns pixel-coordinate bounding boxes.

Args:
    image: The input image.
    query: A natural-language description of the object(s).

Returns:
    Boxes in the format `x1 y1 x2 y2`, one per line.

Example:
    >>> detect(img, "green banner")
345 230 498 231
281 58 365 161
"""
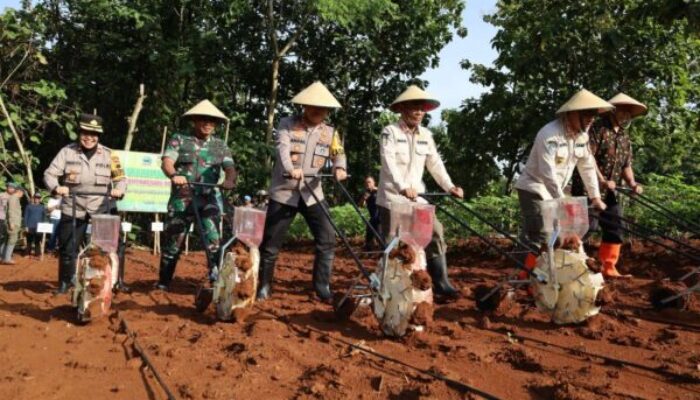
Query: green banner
114 151 170 213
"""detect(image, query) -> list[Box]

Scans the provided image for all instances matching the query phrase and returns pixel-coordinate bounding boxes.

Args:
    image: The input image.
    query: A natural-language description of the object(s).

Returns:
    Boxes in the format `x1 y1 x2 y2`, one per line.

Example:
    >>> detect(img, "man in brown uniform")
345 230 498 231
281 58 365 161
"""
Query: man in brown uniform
257 82 347 302
573 93 646 278
44 114 127 294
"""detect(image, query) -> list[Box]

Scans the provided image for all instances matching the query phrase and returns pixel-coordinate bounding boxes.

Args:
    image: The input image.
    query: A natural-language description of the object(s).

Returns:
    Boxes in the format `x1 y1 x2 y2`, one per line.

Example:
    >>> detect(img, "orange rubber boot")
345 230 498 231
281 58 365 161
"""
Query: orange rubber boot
517 253 538 280
599 242 631 279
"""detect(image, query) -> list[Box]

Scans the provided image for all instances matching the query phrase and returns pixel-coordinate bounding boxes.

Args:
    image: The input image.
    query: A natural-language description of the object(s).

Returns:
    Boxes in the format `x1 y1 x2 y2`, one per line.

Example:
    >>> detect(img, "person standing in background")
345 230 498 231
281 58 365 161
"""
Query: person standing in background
46 193 62 252
2 183 24 265
24 193 46 258
0 183 16 258
358 176 380 251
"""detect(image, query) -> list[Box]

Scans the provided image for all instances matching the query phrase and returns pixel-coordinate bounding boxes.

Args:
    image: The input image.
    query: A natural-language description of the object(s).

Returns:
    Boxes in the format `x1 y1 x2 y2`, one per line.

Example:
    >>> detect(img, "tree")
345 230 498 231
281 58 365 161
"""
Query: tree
448 0 700 195
0 7 75 195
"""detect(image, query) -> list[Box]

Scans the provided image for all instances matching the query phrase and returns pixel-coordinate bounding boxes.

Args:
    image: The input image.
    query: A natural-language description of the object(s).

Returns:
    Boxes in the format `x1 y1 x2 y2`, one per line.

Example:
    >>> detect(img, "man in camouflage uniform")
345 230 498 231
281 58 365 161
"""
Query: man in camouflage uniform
156 100 236 307
572 93 646 278
257 82 347 303
44 114 127 293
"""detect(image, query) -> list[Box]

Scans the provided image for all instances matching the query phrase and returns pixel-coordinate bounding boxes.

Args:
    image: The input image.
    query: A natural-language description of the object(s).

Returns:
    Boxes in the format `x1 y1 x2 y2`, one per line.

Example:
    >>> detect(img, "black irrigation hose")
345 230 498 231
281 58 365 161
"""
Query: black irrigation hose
589 213 700 265
602 308 700 333
120 316 177 400
617 188 700 236
256 307 502 400
488 328 700 385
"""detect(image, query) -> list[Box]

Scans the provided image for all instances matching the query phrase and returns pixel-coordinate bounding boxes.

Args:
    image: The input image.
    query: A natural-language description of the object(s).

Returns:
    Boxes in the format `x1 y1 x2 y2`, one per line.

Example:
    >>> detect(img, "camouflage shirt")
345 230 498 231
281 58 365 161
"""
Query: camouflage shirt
163 132 234 199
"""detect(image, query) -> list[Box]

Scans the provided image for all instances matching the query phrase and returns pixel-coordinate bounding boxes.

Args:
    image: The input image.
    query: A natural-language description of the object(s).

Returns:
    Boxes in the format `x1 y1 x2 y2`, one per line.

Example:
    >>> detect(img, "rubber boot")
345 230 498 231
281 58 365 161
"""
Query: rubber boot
427 254 460 300
155 255 178 291
599 242 630 279
256 256 276 300
113 243 131 293
56 253 75 294
517 253 539 280
312 253 334 302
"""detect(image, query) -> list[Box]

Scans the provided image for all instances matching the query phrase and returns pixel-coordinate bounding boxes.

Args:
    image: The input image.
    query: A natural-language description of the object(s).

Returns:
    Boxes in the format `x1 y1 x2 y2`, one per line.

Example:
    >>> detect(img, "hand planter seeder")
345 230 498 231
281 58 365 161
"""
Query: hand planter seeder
422 195 604 324
69 191 122 323
187 182 266 321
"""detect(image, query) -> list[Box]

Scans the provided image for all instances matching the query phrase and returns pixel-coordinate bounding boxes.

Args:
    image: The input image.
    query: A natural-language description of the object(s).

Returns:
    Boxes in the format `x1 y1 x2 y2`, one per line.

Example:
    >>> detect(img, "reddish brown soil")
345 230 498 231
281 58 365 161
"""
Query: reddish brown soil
1 238 699 399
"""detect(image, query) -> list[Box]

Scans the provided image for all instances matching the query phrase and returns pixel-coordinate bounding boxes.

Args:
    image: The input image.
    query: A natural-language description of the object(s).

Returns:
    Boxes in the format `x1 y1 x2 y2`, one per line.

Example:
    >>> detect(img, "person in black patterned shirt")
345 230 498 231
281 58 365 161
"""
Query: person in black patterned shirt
573 93 646 278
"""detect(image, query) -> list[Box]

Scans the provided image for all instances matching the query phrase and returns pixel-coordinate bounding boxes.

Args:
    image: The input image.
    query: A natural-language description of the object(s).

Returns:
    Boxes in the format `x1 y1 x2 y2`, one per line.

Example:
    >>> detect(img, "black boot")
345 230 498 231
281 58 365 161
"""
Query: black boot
55 281 71 295
312 253 333 302
114 245 131 293
56 253 76 295
256 256 276 300
155 255 178 291
427 254 460 300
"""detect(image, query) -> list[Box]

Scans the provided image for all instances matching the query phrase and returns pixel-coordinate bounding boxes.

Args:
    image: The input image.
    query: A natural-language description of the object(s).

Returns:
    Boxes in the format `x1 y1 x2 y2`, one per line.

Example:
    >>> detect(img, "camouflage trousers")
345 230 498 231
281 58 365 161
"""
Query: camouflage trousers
161 194 221 281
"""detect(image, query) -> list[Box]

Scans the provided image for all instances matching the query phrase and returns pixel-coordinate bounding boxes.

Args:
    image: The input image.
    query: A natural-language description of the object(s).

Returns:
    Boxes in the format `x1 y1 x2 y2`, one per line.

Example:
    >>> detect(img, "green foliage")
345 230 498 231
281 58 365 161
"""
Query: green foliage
287 203 369 240
448 0 700 195
623 173 700 236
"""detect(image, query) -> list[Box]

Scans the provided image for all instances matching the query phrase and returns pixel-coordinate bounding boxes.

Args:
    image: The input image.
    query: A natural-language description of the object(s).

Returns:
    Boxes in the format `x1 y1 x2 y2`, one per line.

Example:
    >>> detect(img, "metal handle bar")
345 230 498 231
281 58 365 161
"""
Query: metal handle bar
616 188 700 235
283 173 352 179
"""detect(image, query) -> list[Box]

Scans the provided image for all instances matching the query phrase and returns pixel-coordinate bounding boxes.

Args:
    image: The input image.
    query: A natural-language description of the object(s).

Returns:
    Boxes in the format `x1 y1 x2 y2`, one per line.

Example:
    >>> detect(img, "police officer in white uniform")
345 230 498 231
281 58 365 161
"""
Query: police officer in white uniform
377 85 464 300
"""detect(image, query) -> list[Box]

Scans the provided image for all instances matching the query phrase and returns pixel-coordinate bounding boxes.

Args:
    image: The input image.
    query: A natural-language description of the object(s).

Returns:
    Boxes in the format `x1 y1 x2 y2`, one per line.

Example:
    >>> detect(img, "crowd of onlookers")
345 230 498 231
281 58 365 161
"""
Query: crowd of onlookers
0 183 64 264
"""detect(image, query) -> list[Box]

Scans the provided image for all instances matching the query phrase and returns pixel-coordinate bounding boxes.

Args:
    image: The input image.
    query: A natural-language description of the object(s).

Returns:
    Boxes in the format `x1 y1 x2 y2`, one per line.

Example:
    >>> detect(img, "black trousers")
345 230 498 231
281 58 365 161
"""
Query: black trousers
57 216 89 284
25 230 42 255
364 215 381 250
260 199 335 265
593 191 624 243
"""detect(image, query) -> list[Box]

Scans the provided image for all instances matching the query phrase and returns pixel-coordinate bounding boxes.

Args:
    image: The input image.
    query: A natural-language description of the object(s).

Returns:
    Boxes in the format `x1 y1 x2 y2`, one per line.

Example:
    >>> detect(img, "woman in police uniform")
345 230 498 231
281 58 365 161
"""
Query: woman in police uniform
44 114 127 294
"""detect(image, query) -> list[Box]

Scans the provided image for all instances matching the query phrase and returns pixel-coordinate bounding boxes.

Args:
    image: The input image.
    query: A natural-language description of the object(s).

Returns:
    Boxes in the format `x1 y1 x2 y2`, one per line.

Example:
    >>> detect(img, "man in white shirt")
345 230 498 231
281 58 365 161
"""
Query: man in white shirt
377 85 464 300
46 193 62 252
514 89 610 275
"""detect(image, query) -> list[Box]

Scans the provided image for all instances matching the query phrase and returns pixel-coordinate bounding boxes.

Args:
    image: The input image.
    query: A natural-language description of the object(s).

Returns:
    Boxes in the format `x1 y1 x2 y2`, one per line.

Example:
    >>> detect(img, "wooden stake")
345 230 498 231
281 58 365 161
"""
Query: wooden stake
40 233 46 261
160 126 169 155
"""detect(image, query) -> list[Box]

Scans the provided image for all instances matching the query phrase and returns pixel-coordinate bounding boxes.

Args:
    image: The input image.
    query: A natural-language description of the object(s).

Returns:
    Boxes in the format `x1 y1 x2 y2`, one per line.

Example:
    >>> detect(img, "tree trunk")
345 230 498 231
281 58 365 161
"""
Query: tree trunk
123 84 146 151
0 93 35 195
264 55 281 169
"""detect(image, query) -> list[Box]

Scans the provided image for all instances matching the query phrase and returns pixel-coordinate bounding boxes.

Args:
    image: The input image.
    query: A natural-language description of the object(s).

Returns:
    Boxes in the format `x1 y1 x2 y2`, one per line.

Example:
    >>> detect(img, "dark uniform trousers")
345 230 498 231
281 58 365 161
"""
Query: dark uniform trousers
258 198 335 298
593 191 624 244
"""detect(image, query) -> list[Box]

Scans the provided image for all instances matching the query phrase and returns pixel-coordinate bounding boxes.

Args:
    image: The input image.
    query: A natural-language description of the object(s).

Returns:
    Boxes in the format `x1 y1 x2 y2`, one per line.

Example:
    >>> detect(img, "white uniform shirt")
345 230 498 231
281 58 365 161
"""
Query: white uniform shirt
47 197 62 219
377 120 454 208
515 119 600 200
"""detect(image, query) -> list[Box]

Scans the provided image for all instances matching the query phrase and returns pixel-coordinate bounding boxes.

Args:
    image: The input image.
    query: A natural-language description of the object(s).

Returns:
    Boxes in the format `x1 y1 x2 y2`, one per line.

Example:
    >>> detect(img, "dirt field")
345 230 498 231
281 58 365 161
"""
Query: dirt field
1 238 699 399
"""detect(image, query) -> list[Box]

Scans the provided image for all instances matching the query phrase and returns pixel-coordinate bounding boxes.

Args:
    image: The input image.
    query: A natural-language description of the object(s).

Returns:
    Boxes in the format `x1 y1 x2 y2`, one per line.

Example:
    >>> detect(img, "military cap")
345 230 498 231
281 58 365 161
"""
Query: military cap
79 113 104 133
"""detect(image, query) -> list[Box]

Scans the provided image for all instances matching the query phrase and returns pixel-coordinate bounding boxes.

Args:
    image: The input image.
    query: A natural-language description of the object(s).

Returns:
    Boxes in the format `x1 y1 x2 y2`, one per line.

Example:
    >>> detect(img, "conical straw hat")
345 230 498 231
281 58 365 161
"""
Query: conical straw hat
291 81 342 108
390 85 440 112
182 100 228 122
556 89 614 115
608 93 647 118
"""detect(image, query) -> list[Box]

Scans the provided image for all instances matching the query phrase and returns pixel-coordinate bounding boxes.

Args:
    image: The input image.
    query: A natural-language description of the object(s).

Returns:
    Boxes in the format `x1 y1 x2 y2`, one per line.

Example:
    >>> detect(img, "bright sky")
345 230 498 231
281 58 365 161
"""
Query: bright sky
1 0 499 119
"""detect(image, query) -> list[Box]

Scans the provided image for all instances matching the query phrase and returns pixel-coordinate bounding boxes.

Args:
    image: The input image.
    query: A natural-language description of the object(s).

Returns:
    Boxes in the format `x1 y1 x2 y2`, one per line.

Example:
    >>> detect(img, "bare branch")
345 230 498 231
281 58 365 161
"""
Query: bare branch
1 47 31 89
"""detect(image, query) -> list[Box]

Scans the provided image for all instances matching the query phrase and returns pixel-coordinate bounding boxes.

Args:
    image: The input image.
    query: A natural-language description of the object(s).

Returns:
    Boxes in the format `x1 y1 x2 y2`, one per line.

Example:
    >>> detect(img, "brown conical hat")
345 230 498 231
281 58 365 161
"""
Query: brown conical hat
291 81 342 108
608 93 647 118
182 100 228 122
556 89 614 115
390 85 440 112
